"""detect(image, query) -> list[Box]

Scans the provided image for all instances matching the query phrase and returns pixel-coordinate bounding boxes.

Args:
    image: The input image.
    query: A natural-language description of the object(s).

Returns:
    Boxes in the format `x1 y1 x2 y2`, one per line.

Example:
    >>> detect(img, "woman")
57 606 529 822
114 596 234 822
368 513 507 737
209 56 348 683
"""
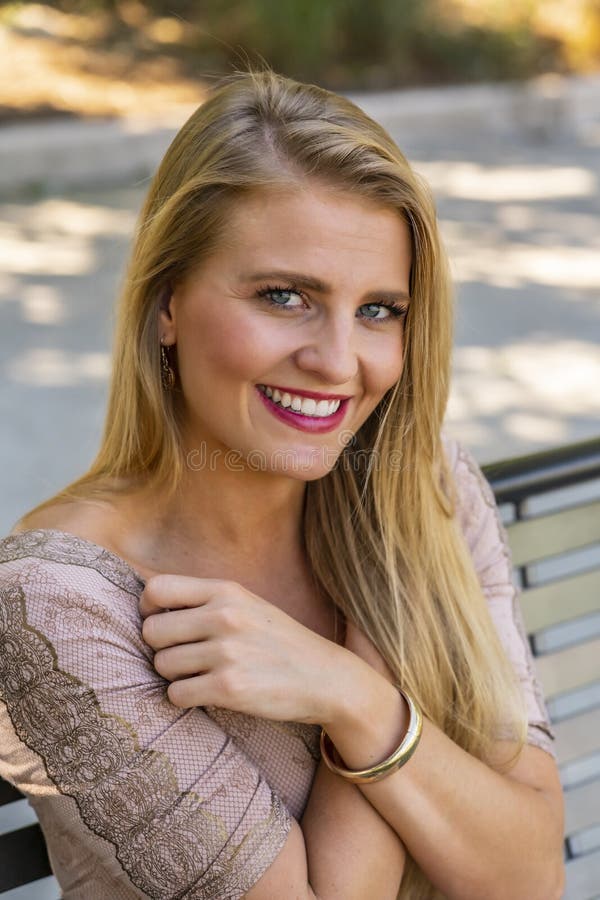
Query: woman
0 69 564 899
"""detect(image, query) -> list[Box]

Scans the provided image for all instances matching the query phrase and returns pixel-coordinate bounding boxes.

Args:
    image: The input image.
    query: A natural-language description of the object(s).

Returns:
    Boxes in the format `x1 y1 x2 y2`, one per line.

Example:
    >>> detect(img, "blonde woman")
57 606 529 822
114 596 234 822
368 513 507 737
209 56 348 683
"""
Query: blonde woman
0 70 564 899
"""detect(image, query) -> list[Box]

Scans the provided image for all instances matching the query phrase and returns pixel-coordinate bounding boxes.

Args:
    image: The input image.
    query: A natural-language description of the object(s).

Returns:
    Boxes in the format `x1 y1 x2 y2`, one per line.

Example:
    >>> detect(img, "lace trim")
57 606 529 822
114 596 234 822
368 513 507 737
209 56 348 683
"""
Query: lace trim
0 581 290 899
0 529 145 596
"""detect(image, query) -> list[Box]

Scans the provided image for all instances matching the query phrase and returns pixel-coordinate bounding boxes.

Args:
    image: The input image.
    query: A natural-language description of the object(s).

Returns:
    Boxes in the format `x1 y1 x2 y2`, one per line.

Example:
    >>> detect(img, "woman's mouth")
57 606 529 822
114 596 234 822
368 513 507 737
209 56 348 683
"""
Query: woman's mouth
256 384 350 434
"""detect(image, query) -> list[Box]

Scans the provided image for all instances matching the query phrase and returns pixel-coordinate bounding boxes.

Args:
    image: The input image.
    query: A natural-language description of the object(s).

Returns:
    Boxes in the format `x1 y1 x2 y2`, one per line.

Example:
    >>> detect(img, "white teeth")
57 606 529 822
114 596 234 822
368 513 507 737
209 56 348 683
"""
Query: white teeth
259 385 344 417
301 398 317 415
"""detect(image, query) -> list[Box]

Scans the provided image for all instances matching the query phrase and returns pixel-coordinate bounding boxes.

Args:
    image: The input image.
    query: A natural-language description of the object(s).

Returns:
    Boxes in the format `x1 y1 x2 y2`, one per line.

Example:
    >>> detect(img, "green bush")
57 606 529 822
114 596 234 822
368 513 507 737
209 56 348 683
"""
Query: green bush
185 0 566 89
33 0 587 89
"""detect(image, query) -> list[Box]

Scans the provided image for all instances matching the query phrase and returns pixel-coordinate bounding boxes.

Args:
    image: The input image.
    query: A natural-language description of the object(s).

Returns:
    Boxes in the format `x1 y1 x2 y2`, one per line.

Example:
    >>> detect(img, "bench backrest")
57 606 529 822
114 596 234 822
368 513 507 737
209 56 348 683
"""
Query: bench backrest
484 436 600 900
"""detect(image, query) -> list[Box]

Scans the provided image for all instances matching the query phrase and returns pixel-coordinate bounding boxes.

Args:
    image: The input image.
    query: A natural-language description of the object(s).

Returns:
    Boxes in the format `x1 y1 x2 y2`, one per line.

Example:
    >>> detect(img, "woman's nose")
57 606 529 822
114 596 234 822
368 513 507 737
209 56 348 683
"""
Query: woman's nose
293 317 359 386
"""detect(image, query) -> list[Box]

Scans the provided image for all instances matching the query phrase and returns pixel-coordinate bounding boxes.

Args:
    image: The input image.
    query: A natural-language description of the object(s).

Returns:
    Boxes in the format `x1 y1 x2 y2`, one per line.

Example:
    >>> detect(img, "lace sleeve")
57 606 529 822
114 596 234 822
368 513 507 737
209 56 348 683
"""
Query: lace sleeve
0 539 295 900
442 437 556 759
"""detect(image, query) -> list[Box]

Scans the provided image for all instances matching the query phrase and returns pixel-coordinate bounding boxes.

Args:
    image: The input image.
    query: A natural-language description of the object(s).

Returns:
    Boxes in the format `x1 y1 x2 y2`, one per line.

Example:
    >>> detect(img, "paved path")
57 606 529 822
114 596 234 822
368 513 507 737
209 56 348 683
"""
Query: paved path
1 79 599 533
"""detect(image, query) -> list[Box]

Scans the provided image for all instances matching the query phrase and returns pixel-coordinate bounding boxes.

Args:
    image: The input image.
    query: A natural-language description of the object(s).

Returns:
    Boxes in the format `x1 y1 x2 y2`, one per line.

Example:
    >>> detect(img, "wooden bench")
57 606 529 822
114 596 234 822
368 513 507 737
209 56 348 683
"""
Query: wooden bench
483 435 600 900
1 436 599 899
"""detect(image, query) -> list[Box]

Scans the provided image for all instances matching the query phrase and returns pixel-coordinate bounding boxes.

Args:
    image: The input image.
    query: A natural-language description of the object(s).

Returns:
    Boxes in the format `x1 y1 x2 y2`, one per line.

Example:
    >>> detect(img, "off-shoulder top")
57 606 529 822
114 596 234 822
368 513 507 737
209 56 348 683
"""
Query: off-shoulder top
0 438 555 900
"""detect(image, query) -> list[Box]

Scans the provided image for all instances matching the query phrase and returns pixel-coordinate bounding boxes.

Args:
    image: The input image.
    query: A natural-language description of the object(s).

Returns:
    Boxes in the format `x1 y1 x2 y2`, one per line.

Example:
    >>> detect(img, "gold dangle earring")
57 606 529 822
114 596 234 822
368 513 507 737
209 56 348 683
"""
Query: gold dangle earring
160 336 176 391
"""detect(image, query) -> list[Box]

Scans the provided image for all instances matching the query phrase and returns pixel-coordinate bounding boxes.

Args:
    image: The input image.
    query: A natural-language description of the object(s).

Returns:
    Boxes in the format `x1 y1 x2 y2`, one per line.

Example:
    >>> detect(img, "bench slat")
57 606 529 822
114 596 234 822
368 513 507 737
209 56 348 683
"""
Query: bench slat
569 823 600 859
564 778 600 835
0 825 52 892
547 680 600 722
0 799 39 837
554 707 600 765
0 782 22 807
564 847 600 899
561 752 600 792
521 569 600 633
0 876 60 899
506 499 600 566
534 637 600 697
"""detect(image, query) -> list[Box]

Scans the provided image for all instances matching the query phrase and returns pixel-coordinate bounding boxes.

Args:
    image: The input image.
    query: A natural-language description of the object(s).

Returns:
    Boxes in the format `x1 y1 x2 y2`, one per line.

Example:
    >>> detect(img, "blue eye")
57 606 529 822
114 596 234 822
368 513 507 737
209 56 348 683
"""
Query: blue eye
358 302 408 323
360 303 390 320
256 285 304 310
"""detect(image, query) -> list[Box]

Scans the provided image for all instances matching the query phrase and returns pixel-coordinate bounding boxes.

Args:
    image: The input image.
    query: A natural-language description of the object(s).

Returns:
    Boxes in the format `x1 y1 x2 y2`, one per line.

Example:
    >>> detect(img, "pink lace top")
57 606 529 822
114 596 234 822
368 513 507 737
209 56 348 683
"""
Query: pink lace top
0 438 554 899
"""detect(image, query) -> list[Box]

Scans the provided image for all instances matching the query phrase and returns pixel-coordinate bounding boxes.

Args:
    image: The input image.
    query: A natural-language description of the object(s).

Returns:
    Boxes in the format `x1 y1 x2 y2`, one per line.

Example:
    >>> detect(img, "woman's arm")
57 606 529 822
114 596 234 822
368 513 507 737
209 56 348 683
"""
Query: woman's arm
243 633 407 900
322 635 565 900
245 761 405 900
301 754 405 897
298 630 406 899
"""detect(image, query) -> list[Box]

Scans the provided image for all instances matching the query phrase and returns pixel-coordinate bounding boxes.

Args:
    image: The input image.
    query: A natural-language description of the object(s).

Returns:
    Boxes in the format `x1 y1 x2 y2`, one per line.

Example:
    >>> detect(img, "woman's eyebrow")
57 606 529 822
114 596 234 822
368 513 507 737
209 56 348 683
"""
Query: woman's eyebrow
242 269 411 303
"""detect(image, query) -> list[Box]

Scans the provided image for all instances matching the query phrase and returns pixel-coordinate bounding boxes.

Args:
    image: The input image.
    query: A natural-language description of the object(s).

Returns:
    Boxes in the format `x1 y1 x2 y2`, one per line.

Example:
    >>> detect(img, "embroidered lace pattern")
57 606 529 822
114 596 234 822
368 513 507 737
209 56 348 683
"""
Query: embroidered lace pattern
0 529 144 595
0 532 295 899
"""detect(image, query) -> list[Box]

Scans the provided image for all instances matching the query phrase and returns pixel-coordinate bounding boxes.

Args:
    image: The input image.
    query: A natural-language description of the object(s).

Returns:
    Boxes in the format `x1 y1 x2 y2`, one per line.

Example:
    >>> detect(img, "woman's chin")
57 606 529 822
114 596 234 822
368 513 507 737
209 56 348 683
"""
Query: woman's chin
260 447 343 481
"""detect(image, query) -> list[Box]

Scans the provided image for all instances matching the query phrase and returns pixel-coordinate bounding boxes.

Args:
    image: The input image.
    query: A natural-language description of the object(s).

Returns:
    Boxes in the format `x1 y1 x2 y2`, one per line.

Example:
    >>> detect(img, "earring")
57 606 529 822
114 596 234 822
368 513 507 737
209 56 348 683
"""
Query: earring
160 337 176 391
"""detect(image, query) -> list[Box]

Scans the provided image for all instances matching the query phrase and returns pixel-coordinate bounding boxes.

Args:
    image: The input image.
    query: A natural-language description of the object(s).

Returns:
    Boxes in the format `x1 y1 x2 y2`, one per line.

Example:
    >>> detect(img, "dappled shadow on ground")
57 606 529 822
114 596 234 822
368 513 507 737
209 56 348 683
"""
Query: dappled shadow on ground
433 160 600 459
0 187 146 531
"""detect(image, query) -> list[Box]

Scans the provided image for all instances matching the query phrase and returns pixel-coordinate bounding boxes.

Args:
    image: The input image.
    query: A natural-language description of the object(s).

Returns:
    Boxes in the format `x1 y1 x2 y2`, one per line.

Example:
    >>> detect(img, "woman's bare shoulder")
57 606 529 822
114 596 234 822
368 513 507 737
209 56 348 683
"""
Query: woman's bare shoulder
11 497 122 548
11 491 166 583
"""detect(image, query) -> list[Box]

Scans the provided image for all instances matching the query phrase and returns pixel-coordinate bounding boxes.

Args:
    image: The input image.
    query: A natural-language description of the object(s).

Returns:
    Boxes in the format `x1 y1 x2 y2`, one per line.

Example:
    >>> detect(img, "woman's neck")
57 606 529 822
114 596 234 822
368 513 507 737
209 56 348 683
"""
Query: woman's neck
113 463 309 582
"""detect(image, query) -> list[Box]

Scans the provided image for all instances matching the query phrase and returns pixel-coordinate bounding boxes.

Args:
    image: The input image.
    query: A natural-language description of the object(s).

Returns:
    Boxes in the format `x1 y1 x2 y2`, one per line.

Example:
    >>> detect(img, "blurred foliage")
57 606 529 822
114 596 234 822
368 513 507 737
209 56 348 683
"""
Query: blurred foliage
3 0 599 91
201 0 564 88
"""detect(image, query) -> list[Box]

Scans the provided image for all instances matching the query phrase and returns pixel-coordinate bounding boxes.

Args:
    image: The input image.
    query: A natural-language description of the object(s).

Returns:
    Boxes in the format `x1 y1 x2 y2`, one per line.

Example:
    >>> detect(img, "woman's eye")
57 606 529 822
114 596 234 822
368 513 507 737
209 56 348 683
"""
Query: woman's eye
358 303 407 323
360 303 389 320
257 286 305 310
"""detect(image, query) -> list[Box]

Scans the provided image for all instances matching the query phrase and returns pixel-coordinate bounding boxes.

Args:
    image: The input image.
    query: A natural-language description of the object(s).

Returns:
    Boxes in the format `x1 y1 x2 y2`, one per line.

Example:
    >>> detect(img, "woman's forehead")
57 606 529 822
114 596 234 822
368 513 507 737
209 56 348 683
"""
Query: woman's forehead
209 184 412 277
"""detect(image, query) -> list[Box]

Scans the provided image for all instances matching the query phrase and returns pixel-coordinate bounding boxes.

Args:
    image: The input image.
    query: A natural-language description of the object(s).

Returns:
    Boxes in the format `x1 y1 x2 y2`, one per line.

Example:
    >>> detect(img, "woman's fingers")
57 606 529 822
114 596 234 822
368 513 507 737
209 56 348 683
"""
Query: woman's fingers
141 585 249 651
142 605 214 650
153 640 218 681
167 672 227 709
139 574 235 618
138 574 353 723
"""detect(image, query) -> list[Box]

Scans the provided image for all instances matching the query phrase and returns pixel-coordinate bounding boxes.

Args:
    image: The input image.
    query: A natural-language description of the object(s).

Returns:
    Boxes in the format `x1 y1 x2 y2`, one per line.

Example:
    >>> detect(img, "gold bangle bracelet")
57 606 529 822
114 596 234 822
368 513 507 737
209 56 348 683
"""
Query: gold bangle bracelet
319 688 423 784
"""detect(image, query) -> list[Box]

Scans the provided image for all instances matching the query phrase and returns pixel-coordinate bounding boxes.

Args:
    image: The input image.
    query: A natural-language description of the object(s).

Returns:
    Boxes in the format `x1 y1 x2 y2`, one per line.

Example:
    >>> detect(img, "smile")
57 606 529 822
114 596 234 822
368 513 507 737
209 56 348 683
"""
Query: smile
256 384 350 434
257 384 341 417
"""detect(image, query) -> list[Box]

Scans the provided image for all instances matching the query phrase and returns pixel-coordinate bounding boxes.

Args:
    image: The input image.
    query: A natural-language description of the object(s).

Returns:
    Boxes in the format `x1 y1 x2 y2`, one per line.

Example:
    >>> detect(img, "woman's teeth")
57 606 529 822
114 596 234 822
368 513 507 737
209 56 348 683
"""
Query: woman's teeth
259 385 341 417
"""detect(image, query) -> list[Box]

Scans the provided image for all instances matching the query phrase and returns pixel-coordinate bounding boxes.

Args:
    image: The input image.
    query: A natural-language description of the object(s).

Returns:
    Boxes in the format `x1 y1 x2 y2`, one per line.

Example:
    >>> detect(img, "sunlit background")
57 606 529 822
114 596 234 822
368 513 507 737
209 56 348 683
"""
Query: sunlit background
1 0 599 532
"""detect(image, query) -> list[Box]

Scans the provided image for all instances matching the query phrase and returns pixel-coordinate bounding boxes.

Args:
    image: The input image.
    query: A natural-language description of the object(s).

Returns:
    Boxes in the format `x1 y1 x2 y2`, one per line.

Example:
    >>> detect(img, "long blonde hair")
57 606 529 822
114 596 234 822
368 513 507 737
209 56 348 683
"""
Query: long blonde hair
18 68 526 898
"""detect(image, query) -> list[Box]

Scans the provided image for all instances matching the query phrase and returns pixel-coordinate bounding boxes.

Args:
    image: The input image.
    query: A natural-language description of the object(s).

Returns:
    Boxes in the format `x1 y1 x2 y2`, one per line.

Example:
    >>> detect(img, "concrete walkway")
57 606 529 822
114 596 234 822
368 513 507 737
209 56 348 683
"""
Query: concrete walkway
1 74 599 532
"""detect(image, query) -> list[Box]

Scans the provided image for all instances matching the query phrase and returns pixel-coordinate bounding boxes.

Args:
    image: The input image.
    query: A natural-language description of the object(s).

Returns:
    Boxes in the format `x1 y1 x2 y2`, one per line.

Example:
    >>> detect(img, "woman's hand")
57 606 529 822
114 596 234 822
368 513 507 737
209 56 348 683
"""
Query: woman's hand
140 574 357 726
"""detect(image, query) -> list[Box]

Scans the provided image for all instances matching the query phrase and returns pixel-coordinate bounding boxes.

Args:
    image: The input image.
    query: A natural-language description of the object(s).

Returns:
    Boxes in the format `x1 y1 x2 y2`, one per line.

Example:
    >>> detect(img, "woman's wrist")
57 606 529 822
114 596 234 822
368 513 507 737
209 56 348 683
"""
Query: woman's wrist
323 651 411 772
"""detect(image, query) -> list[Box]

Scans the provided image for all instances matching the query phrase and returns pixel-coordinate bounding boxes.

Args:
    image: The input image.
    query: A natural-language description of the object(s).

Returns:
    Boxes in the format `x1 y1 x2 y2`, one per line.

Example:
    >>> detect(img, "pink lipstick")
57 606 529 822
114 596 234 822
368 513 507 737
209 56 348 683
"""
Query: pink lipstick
256 386 349 434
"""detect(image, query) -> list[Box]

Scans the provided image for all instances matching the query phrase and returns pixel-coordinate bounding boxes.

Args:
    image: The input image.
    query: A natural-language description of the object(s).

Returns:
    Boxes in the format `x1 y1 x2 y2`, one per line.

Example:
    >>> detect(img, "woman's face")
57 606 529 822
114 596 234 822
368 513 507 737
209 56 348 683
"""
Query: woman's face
160 181 413 480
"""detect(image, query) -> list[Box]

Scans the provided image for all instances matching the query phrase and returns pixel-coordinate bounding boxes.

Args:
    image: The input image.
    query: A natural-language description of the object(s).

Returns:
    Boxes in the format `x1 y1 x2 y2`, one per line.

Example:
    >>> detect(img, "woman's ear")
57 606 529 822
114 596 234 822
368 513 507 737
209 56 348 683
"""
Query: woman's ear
158 284 177 344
